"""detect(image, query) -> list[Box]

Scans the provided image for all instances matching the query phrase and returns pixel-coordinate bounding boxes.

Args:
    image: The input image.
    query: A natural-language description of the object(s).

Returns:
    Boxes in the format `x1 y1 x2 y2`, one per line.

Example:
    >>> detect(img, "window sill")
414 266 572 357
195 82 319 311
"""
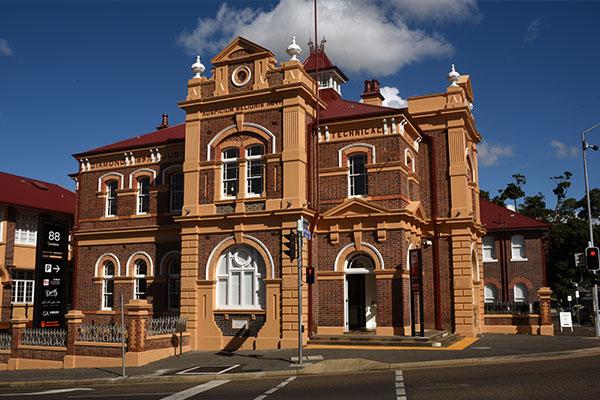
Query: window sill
13 243 36 248
97 310 116 314
510 258 528 262
132 213 151 219
483 259 498 263
213 309 266 314
101 215 118 220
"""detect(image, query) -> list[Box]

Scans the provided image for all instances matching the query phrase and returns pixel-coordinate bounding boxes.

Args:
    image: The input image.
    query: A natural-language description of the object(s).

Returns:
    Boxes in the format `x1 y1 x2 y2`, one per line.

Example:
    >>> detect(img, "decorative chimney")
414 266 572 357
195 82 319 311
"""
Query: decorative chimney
361 79 384 106
156 114 169 130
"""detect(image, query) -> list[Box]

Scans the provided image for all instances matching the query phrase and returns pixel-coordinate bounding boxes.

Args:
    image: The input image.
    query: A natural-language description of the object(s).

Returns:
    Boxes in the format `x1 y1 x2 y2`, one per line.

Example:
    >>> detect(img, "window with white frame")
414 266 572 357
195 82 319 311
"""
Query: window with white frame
513 283 528 303
405 150 415 173
15 211 37 245
11 270 35 304
170 172 184 213
136 176 150 214
105 180 118 217
134 260 147 300
222 148 239 198
216 245 265 309
103 261 115 309
484 284 497 304
246 145 264 197
482 236 497 262
511 235 526 260
0 207 4 241
168 260 181 310
349 153 368 197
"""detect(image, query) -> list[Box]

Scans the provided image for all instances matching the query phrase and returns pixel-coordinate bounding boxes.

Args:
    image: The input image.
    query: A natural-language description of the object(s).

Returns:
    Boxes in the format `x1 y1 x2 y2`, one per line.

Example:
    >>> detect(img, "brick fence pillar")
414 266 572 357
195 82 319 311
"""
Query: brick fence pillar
63 310 84 368
8 318 27 370
125 299 152 352
538 287 554 336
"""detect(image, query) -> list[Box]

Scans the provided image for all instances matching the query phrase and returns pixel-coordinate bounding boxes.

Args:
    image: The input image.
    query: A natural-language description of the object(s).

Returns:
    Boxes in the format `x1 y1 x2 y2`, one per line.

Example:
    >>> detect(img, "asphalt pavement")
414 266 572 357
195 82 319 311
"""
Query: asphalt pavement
1 355 600 399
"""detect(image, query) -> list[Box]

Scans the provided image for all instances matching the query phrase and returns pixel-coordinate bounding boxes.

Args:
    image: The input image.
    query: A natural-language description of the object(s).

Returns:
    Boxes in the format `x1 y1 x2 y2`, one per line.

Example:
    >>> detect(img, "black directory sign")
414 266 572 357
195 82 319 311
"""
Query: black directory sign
409 248 424 337
33 219 69 328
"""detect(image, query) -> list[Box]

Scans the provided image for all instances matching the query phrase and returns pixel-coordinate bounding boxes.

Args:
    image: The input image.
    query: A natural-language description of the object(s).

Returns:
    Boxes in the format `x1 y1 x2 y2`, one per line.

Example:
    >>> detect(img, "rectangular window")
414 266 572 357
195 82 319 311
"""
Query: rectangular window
11 270 35 304
349 154 368 196
0 207 4 241
222 148 239 198
103 279 114 309
15 211 37 245
106 180 118 217
170 173 184 212
247 160 264 196
511 235 526 260
137 176 150 214
482 236 497 262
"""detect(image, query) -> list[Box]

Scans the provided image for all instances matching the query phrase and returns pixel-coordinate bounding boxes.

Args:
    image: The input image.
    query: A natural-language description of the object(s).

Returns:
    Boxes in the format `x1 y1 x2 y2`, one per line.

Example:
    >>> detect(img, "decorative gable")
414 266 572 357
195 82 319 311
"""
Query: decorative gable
211 36 275 66
321 198 390 218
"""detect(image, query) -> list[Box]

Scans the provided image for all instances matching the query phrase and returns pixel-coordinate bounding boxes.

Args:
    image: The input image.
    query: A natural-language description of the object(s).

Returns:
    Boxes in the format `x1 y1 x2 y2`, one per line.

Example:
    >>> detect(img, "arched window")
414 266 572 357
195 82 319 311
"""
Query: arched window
511 235 526 260
170 172 184 213
222 148 239 198
348 153 368 197
105 180 118 217
168 259 181 311
103 261 115 310
347 253 375 271
484 284 497 304
136 176 150 214
246 145 264 197
134 260 147 300
514 283 528 303
216 245 265 309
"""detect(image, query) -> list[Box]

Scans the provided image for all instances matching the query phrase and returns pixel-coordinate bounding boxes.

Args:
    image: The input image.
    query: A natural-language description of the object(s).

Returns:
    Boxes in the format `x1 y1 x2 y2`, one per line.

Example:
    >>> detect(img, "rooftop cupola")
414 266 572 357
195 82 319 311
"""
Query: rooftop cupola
303 37 348 96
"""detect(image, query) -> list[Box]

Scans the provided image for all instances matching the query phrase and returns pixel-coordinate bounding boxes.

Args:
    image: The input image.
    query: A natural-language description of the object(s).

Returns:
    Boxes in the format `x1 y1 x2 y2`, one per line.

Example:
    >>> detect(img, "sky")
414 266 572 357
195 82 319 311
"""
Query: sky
1 0 600 208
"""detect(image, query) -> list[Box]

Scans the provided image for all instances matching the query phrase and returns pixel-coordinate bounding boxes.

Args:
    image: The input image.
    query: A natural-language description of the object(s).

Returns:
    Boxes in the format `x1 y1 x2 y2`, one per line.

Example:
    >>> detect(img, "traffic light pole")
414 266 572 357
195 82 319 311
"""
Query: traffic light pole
582 124 600 337
296 217 304 366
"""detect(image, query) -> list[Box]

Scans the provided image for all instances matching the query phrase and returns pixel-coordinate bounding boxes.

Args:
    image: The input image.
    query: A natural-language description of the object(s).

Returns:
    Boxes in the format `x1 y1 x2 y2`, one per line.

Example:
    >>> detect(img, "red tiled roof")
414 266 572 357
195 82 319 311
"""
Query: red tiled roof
480 199 549 231
320 95 401 122
73 124 185 157
0 172 75 215
303 50 348 81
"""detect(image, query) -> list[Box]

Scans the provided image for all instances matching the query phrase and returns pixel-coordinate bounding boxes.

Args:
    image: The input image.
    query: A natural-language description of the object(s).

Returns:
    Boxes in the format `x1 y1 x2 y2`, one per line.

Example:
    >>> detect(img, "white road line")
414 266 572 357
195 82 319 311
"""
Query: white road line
158 380 230 400
395 370 407 400
0 388 94 396
68 393 173 398
253 376 296 400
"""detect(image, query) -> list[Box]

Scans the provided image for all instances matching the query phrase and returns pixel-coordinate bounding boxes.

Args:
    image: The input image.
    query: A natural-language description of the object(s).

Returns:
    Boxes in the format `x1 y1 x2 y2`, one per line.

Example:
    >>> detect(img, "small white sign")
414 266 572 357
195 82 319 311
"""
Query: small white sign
575 291 580 299
567 295 573 302
559 311 573 332
231 319 248 330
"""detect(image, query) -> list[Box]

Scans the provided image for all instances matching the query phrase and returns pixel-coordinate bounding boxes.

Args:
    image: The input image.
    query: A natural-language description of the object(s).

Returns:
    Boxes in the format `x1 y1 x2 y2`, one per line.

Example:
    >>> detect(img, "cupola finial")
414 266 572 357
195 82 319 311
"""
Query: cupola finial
448 63 461 87
287 36 302 62
191 55 205 79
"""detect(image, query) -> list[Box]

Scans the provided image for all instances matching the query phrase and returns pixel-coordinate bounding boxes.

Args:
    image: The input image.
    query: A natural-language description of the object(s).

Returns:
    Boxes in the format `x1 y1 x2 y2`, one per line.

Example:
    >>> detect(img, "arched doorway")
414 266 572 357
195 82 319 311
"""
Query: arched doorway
345 253 376 332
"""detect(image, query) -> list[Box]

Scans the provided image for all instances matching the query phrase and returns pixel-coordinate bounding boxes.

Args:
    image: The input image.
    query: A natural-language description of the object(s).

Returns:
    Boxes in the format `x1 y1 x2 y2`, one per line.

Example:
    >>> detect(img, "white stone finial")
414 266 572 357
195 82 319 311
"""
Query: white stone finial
287 36 302 61
448 63 461 87
191 55 205 78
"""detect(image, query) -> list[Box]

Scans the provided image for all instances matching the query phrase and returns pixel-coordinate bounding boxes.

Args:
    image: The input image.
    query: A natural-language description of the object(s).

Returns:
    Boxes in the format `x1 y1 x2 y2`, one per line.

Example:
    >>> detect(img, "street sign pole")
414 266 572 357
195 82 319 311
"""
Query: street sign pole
296 217 304 366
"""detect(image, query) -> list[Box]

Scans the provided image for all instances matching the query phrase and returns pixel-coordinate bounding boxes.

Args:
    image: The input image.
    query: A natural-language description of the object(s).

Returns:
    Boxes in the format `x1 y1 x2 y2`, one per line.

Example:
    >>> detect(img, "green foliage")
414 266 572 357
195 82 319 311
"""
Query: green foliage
494 173 527 208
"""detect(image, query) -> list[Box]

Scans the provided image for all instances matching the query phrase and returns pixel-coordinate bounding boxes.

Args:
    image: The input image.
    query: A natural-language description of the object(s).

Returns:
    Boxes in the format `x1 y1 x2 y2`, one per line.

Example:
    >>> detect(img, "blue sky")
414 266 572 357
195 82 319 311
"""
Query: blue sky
1 0 600 207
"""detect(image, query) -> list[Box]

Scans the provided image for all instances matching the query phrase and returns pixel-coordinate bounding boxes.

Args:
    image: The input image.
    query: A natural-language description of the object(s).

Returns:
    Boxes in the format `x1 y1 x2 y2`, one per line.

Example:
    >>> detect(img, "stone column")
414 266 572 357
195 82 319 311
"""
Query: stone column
538 287 554 336
125 299 152 352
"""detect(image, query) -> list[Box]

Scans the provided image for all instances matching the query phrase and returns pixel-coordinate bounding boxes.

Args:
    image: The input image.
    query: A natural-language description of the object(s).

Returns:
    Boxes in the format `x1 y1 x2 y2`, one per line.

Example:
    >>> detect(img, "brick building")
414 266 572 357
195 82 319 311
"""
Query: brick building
480 199 549 305
0 172 75 327
71 36 486 351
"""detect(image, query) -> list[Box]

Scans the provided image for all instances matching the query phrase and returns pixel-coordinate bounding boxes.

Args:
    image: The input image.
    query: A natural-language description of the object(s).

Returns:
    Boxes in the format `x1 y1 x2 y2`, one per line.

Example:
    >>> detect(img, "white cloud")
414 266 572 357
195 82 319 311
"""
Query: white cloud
388 0 481 23
0 39 13 56
550 139 579 159
478 142 514 167
178 0 458 76
525 19 542 43
380 86 408 108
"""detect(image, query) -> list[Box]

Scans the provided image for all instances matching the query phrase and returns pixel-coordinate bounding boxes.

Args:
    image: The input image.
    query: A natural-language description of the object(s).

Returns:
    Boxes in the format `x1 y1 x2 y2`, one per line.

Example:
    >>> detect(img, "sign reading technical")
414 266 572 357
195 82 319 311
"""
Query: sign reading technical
34 220 69 328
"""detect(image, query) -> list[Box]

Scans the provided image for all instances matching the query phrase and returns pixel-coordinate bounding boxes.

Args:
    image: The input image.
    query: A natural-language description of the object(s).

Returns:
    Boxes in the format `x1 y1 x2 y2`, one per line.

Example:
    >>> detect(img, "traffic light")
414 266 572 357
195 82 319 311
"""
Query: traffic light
283 231 296 261
306 266 315 284
586 246 600 271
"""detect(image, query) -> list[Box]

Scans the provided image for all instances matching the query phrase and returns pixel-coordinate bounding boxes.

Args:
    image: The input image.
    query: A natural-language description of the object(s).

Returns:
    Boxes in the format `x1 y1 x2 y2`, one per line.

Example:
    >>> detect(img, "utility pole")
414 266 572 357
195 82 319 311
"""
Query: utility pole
296 217 304 366
581 123 600 337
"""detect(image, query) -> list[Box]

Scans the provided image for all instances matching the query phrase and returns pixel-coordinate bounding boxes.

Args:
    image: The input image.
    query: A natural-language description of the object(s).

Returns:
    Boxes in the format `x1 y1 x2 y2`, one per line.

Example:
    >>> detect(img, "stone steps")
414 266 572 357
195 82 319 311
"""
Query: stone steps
308 330 461 348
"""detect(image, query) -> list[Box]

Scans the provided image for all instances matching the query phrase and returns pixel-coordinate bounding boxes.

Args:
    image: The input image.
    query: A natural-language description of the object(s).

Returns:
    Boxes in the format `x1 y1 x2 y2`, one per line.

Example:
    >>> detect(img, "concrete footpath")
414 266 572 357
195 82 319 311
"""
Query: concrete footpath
0 333 599 388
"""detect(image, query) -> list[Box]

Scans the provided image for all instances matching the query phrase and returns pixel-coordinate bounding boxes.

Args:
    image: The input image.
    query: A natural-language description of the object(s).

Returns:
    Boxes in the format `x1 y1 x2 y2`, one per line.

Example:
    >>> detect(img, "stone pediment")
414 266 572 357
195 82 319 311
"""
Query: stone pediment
211 36 275 66
405 201 427 221
321 198 391 218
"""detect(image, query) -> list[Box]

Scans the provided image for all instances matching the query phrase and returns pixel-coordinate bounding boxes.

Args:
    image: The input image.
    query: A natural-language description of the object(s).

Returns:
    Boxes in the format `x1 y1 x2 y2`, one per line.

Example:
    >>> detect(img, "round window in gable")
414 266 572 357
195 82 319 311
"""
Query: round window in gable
231 65 252 87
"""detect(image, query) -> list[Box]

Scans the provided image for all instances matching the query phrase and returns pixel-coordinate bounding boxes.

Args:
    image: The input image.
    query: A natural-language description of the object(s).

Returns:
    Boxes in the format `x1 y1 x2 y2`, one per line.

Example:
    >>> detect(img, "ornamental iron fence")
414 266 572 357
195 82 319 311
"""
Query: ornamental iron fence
0 330 11 350
79 322 127 343
484 301 540 316
22 328 67 347
147 315 187 336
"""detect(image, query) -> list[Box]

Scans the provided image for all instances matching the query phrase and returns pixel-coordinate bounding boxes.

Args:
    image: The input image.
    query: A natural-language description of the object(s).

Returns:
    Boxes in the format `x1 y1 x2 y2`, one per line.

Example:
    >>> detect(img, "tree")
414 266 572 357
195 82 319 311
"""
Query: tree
494 173 527 208
519 192 550 221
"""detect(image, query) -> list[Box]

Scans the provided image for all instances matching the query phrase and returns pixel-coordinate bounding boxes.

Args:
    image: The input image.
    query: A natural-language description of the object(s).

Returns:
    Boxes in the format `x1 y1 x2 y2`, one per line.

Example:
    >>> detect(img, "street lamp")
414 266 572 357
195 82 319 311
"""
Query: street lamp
581 122 600 337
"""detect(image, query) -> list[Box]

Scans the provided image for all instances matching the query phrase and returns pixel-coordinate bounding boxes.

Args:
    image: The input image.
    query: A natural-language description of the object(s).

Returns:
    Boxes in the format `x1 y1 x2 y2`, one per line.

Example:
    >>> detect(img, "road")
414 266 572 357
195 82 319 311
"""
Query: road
1 355 600 399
